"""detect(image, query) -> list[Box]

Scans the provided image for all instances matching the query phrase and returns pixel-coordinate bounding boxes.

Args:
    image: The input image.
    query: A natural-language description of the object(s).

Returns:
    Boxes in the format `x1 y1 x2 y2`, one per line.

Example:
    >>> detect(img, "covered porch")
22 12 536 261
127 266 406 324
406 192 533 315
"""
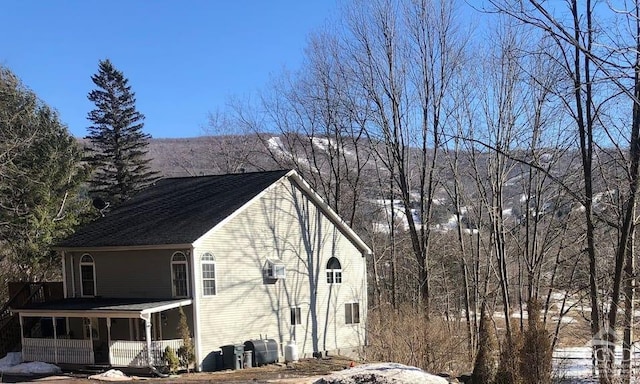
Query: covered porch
12 298 193 368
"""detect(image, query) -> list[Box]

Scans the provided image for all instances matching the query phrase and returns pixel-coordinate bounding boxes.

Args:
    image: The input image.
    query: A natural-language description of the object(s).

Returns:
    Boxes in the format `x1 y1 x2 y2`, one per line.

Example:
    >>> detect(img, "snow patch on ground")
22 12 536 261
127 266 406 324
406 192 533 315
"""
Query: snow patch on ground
553 347 597 382
511 311 529 319
313 362 448 384
0 352 61 375
89 369 131 381
1 361 61 375
553 315 576 324
0 352 22 369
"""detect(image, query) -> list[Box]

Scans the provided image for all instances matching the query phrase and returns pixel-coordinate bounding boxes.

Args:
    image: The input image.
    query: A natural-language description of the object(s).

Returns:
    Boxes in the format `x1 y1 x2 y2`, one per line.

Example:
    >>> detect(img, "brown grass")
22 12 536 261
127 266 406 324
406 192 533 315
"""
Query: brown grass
365 304 472 375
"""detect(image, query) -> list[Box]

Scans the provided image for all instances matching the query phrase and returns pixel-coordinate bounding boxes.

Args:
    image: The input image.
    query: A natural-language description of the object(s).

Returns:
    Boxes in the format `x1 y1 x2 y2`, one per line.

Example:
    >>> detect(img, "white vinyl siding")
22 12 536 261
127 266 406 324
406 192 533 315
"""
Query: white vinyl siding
194 178 367 368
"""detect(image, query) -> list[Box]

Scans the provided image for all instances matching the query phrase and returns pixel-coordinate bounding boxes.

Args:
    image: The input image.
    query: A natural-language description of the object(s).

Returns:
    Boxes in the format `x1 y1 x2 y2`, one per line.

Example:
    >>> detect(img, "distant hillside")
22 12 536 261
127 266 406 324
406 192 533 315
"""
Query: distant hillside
79 135 281 178
78 135 600 235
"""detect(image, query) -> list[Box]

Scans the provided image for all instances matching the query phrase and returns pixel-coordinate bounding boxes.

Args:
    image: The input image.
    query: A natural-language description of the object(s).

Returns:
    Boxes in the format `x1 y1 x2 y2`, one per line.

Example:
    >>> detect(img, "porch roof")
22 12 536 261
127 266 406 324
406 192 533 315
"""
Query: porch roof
12 297 192 319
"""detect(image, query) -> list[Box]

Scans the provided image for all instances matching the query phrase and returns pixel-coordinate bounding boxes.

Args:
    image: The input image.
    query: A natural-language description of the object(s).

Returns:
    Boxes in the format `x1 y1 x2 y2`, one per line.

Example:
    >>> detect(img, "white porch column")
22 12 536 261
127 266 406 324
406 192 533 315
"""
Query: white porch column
190 246 201 372
19 314 24 357
107 317 112 365
61 252 67 298
53 316 58 364
142 314 152 366
70 255 75 297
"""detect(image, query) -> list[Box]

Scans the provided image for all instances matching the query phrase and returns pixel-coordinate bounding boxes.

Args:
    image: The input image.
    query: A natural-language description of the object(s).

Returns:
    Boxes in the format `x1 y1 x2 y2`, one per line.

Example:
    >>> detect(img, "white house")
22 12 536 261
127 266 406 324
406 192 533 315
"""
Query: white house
11 169 371 371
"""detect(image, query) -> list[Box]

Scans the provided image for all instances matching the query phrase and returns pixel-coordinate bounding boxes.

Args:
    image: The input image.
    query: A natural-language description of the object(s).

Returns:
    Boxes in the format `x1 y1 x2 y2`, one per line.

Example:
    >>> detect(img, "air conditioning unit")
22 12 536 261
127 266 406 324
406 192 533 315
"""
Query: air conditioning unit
266 261 286 279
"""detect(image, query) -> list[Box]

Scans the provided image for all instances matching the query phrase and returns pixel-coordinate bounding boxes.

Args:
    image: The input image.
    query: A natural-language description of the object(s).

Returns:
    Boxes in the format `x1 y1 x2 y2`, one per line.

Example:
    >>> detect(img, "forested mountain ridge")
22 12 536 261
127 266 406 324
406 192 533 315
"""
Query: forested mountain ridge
137 135 599 238
136 133 617 332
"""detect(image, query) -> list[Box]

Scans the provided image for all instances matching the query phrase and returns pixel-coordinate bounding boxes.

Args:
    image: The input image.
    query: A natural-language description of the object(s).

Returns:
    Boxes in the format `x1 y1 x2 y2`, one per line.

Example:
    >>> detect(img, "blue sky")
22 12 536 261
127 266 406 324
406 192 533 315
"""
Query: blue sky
1 1 338 138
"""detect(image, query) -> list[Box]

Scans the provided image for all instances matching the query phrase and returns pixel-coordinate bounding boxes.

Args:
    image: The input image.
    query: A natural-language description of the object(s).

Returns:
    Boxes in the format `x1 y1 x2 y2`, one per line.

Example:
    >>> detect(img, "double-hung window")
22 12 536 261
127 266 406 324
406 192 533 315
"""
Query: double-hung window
345 302 360 324
171 252 189 297
201 252 216 296
80 254 96 297
290 307 302 325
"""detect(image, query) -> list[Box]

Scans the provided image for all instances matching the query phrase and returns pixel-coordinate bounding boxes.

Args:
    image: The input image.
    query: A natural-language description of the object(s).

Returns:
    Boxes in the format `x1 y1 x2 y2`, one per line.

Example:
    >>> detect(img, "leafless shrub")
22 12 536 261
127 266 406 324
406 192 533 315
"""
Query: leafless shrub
495 332 523 384
366 304 471 375
519 300 552 384
472 304 498 384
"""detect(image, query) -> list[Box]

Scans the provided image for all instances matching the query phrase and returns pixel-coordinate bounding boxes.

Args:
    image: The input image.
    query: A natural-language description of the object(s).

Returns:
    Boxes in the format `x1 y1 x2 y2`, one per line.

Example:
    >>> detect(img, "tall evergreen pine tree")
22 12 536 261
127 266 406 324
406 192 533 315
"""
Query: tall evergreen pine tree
86 59 158 205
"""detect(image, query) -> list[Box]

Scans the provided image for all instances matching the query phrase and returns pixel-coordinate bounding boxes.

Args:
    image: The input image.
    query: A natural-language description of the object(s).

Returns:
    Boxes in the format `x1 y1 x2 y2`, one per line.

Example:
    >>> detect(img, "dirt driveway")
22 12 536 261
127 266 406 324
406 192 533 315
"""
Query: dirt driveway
27 356 355 384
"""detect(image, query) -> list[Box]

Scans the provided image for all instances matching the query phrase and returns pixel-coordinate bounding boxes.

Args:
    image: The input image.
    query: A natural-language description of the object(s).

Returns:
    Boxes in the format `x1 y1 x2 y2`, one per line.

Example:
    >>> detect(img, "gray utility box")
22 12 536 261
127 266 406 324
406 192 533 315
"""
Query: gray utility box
221 344 245 370
244 339 278 367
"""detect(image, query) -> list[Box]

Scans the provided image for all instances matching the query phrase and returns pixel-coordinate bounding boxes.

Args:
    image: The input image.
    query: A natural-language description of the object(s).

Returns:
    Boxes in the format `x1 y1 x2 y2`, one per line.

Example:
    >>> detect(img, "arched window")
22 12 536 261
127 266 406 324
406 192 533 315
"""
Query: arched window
326 257 342 284
171 252 189 297
201 252 216 296
80 254 96 297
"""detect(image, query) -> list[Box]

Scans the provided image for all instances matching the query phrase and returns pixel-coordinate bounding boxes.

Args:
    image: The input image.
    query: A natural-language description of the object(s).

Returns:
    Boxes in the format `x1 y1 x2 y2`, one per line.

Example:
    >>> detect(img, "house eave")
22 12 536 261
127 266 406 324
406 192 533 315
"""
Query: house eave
52 243 195 253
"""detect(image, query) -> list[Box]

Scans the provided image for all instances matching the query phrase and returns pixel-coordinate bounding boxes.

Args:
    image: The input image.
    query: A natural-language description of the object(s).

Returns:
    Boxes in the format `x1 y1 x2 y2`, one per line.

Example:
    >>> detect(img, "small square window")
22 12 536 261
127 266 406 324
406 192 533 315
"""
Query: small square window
266 260 286 279
290 307 301 325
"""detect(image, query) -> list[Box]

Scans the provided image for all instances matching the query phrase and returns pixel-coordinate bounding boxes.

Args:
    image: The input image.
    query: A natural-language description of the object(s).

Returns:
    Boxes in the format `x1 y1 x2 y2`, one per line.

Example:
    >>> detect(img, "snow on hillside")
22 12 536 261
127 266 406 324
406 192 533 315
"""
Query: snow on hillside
267 136 311 168
370 199 424 233
311 137 356 158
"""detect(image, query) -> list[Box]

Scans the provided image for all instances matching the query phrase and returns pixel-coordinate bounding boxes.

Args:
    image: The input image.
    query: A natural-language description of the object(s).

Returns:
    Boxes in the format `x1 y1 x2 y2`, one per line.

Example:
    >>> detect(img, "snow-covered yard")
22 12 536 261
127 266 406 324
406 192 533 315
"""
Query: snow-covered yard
553 347 598 383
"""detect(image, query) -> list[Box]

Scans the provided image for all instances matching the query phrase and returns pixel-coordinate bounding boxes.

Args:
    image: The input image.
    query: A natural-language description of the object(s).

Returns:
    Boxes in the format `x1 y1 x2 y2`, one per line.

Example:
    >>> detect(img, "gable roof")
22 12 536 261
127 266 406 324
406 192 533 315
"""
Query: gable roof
57 170 290 248
56 169 372 255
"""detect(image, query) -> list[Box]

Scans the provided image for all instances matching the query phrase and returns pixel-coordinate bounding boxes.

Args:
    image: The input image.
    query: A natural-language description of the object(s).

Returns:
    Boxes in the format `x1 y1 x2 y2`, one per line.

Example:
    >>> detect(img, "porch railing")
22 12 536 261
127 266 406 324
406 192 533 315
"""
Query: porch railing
1 282 59 358
22 338 182 367
22 338 93 365
110 339 183 367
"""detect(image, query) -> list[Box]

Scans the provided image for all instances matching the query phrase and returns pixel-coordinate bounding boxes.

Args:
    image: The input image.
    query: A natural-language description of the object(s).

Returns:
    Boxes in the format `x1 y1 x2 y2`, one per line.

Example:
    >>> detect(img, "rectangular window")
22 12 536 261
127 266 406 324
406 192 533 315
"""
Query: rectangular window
84 318 98 340
81 265 95 296
39 318 67 338
345 303 360 324
202 263 216 296
290 307 301 325
172 263 188 297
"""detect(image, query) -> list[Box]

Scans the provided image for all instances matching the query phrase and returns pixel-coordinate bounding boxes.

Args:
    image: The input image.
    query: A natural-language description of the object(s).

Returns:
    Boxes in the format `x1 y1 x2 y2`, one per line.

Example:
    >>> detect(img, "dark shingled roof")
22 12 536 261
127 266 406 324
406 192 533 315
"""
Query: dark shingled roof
57 169 290 248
